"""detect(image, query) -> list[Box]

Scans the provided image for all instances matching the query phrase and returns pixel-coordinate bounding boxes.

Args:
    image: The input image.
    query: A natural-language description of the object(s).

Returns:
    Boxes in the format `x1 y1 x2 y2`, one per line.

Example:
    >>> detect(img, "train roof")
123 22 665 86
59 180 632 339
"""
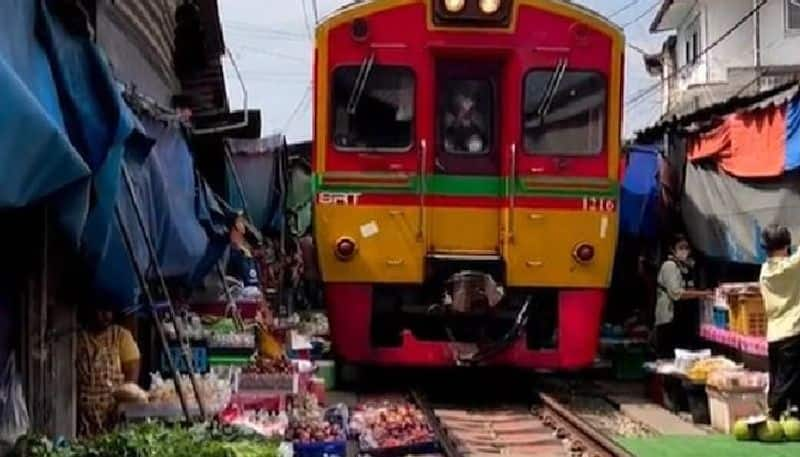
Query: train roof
317 0 624 38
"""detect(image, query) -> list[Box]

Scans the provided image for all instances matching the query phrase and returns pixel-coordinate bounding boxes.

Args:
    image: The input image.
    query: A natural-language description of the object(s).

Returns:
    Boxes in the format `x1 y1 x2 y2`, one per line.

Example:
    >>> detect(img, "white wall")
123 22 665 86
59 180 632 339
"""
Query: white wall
703 0 754 79
758 0 800 66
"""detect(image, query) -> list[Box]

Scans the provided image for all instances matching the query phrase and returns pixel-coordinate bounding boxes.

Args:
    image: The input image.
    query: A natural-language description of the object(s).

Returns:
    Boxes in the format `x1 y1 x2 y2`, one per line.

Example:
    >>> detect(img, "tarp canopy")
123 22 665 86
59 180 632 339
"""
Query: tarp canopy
91 115 210 309
682 162 800 264
620 144 660 238
224 136 285 232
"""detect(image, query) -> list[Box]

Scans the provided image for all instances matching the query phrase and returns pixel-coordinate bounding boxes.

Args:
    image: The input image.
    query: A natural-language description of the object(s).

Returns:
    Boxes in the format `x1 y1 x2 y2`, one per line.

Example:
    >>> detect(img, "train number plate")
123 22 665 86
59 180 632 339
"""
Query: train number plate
581 197 616 212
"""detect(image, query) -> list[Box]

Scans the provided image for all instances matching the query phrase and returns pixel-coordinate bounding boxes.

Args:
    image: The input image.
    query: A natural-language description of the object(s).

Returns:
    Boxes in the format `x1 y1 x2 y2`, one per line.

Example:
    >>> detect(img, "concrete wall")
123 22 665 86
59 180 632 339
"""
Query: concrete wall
758 0 800 66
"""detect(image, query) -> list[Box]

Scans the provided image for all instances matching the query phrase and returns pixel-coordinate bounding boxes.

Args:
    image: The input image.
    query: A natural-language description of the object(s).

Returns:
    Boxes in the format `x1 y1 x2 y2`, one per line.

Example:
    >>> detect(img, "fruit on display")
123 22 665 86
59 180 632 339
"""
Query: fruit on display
781 416 800 441
350 401 434 450
686 357 737 383
732 420 754 441
286 417 344 444
757 420 785 443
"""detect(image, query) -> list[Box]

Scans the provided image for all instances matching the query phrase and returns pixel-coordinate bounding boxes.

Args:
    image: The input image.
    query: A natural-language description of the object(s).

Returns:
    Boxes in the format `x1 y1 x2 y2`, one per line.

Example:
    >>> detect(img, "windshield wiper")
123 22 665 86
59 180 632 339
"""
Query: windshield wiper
346 52 376 115
534 58 568 126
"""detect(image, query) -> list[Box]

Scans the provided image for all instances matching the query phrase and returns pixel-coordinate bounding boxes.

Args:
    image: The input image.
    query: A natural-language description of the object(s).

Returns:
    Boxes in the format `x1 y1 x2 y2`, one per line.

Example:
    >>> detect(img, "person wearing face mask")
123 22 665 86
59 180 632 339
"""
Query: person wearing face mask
654 234 712 358
759 224 800 419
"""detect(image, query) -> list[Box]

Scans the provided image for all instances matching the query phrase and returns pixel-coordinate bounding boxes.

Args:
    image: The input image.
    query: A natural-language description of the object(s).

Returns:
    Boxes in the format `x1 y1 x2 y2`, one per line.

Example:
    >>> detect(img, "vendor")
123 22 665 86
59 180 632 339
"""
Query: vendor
227 213 261 291
77 305 141 437
654 234 711 358
759 224 800 419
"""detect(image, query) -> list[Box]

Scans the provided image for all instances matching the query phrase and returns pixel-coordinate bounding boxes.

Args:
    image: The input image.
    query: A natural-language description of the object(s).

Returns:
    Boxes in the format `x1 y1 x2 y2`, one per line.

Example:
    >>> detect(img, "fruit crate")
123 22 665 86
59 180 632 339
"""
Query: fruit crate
712 307 729 330
294 440 347 457
729 295 766 337
706 386 767 434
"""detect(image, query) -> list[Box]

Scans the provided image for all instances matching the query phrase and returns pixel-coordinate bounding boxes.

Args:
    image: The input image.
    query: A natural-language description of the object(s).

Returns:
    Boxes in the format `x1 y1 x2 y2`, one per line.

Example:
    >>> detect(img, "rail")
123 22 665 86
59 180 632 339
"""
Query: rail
412 389 635 457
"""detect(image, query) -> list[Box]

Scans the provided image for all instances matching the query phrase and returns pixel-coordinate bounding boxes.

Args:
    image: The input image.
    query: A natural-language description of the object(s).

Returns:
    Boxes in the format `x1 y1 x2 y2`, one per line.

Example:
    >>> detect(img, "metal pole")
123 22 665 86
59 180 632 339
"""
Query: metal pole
120 164 208 418
114 205 192 421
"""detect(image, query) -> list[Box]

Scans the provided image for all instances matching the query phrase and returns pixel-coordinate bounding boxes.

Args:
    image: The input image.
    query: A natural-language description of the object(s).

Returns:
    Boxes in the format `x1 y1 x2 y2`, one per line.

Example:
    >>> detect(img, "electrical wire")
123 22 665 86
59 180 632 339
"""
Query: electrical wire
609 0 640 19
301 0 314 41
621 0 661 28
282 85 312 132
626 0 770 108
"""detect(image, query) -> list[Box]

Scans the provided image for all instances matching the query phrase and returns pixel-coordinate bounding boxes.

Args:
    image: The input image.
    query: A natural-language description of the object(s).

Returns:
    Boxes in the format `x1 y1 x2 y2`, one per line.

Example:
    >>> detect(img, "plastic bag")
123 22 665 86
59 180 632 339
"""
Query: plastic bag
0 355 29 447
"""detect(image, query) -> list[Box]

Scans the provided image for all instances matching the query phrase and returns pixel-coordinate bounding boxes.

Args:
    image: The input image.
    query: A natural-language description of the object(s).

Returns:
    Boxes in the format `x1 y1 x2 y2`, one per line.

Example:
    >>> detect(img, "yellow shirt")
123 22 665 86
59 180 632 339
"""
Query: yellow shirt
759 252 800 342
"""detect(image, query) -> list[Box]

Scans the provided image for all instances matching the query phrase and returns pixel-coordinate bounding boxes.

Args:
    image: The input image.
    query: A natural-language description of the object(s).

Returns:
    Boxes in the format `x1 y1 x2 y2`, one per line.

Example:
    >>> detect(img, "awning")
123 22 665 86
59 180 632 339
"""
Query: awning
650 0 695 33
620 144 661 238
224 136 286 232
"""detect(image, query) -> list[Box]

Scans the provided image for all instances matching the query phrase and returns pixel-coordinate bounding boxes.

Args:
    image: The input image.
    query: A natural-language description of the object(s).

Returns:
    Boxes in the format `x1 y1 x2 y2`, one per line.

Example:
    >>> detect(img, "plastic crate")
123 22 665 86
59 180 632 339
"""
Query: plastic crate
160 345 208 374
729 295 766 337
706 386 767 434
712 307 729 329
294 441 347 457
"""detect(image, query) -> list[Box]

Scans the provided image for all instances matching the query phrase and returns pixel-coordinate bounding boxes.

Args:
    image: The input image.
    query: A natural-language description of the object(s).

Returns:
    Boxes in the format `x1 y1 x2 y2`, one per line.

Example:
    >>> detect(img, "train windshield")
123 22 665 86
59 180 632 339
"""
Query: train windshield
522 71 606 156
332 65 414 150
439 79 493 155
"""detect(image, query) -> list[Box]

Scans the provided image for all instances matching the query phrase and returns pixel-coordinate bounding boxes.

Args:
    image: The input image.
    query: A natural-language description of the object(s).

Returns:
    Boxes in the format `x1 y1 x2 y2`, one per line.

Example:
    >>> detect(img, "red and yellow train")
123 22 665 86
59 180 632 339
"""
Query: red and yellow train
312 0 624 370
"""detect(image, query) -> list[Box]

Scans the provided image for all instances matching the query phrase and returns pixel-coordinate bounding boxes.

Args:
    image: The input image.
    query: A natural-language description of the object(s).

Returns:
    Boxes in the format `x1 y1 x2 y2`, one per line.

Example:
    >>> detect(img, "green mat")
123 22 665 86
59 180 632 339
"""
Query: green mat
618 435 800 457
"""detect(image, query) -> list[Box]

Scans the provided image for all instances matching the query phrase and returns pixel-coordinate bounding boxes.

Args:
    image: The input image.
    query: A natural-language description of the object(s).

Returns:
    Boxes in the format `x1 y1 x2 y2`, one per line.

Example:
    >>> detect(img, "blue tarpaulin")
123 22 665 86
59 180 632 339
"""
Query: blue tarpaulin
787 96 800 171
1 1 210 311
225 136 284 232
0 0 91 230
92 116 210 309
620 144 660 238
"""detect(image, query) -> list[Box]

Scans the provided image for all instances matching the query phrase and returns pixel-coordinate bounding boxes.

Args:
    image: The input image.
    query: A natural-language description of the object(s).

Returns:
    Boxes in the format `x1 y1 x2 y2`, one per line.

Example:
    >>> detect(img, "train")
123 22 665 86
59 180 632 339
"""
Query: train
312 0 624 370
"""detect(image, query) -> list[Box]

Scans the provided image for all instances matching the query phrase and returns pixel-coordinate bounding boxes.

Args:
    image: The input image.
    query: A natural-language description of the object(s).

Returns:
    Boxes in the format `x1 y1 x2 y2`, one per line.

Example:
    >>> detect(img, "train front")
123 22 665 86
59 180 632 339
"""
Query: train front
313 0 624 370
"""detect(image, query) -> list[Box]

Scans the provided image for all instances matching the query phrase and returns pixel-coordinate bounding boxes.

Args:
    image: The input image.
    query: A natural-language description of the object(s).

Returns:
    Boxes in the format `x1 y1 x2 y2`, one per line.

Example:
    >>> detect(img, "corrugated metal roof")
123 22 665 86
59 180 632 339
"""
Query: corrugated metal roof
102 0 179 91
634 81 799 142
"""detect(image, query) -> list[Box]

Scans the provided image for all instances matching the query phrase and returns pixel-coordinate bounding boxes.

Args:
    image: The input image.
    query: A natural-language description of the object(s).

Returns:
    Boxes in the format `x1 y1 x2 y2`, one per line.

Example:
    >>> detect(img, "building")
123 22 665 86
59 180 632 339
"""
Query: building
645 0 800 118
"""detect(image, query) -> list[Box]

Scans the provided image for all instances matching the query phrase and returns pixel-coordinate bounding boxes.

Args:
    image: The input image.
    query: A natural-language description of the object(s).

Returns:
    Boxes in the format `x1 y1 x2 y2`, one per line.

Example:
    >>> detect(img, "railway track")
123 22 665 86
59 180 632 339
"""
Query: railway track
412 390 635 457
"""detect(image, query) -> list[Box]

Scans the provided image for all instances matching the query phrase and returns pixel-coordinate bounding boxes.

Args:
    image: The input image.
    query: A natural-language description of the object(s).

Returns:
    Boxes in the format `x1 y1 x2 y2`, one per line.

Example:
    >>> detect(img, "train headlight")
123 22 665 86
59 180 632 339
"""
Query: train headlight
479 0 501 14
334 237 357 261
573 243 595 263
443 0 465 12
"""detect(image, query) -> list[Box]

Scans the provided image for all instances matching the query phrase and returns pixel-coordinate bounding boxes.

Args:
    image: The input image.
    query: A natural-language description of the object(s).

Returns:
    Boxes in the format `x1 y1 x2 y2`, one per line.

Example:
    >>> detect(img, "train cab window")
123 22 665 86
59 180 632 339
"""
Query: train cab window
522 71 606 156
331 65 414 150
439 79 493 155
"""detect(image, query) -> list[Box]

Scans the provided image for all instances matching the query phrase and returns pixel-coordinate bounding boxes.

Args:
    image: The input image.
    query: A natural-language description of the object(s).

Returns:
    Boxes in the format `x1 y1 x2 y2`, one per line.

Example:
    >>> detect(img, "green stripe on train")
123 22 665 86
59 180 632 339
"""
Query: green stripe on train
312 174 619 198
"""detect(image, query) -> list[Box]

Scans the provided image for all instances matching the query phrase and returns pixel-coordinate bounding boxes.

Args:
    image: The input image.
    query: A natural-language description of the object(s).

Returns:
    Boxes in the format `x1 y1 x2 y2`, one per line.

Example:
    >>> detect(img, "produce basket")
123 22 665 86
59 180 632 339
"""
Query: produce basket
706 386 767 434
729 295 766 337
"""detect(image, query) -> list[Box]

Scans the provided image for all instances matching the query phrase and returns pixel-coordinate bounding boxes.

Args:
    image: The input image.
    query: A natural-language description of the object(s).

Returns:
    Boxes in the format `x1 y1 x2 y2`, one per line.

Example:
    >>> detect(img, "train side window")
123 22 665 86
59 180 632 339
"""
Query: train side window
522 71 606 156
439 79 493 155
331 65 415 151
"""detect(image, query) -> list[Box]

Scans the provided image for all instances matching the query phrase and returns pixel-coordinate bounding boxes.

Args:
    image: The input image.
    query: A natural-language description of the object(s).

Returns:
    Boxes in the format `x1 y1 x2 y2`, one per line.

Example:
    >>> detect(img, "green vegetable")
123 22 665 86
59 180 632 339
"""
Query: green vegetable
12 422 280 457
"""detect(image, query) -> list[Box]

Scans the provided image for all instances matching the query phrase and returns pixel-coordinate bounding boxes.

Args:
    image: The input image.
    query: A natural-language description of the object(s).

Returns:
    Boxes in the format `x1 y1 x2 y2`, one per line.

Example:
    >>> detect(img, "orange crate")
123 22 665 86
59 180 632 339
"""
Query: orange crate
729 294 766 337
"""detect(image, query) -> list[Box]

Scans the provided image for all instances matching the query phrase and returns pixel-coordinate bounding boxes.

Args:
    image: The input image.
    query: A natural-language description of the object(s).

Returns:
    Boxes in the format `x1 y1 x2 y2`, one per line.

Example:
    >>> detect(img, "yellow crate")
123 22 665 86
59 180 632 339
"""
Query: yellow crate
728 294 766 337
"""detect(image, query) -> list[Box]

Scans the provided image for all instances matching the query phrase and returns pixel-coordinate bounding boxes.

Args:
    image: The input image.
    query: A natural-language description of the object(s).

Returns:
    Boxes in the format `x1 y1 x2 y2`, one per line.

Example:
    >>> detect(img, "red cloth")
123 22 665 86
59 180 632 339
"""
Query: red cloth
720 105 786 178
688 105 787 178
688 121 730 161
